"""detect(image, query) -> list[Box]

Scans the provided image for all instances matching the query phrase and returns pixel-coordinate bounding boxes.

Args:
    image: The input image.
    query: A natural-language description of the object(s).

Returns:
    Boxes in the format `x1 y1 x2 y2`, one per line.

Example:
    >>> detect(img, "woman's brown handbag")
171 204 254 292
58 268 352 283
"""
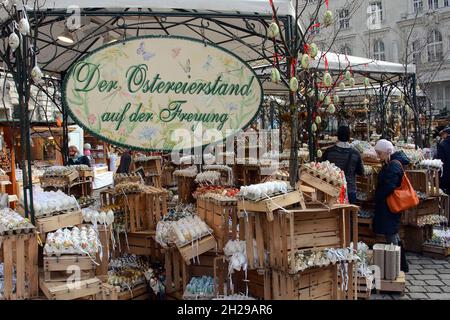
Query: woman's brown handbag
387 160 419 213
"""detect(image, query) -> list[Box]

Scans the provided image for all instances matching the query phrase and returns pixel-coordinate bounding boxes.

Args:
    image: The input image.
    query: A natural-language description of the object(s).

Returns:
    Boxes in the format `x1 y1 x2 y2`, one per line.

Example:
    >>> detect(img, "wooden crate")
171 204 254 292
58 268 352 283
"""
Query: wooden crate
403 225 433 253
196 197 239 251
186 253 228 297
356 174 375 201
39 276 101 300
268 204 359 272
125 188 168 233
357 276 373 300
299 166 343 200
377 271 405 295
233 164 262 187
422 244 450 260
272 265 340 300
233 268 271 300
237 191 305 269
164 247 188 295
101 283 148 300
0 233 38 300
404 198 440 226
35 210 83 241
43 255 96 282
177 235 217 265
406 169 440 198
117 231 163 262
40 171 79 188
177 176 196 204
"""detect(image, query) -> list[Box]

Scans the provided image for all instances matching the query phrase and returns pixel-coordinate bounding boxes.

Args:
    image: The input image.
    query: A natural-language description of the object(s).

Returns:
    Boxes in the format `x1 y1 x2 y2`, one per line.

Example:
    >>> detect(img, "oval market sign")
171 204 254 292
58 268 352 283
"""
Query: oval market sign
63 35 263 151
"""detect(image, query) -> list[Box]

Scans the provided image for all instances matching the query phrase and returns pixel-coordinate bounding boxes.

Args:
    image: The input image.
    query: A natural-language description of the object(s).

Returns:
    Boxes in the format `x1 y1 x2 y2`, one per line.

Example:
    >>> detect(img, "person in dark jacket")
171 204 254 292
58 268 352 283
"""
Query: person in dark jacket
68 145 91 167
321 125 364 204
117 149 132 174
373 139 410 272
435 127 450 194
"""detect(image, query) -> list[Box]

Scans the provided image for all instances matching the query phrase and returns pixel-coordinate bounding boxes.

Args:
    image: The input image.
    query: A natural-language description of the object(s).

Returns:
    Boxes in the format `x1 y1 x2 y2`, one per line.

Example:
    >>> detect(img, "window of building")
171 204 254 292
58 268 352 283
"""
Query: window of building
369 2 383 25
428 0 438 9
430 85 444 110
373 40 385 60
338 9 350 29
340 45 352 56
445 0 449 7
412 40 422 64
427 29 443 62
413 0 423 13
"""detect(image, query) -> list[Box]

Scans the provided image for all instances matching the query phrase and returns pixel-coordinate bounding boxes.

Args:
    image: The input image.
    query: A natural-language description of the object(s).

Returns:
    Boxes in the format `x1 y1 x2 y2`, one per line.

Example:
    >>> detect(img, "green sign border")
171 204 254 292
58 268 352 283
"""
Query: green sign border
61 35 264 152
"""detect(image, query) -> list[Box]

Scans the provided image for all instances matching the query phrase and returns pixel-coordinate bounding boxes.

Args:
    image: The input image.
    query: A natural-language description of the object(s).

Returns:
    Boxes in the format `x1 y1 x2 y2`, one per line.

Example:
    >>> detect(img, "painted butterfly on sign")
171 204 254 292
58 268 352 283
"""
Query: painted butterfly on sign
136 42 155 61
179 59 191 73
202 55 213 71
172 48 181 58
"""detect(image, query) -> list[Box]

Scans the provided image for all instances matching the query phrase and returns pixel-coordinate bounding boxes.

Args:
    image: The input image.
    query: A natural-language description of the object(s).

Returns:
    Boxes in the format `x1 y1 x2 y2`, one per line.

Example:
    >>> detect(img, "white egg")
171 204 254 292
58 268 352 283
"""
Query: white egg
99 211 106 224
8 33 19 51
18 17 30 35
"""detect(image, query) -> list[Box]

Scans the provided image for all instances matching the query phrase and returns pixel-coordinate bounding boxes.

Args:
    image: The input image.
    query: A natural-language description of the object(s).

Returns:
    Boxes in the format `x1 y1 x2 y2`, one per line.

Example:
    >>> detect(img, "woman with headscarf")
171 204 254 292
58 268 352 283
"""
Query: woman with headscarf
373 139 410 272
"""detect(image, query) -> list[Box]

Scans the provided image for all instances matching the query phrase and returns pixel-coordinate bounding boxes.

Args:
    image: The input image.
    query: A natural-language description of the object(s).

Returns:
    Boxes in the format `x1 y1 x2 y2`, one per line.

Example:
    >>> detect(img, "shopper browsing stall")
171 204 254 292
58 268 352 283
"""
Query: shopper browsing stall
68 145 91 167
373 139 409 272
117 149 132 174
435 126 450 194
321 125 364 204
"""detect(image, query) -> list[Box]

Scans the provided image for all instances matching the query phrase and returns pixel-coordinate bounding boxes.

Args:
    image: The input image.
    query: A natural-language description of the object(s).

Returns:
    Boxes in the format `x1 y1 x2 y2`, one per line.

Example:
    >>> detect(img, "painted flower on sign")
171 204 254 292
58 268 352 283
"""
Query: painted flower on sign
88 114 97 125
138 127 159 140
225 102 238 112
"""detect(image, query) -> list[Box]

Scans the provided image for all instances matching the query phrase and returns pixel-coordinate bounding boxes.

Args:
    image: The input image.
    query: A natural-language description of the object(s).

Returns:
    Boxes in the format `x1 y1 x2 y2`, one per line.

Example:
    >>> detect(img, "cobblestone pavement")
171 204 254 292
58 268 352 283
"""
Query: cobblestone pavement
371 252 450 300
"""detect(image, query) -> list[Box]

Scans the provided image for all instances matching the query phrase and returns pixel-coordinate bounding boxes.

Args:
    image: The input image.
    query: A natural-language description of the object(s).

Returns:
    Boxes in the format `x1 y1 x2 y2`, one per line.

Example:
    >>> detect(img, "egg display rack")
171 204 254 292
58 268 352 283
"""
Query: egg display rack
0 232 38 300
164 247 188 296
299 165 343 202
39 170 79 189
113 173 142 186
233 163 262 187
94 224 113 276
356 171 377 202
0 208 35 236
233 268 271 300
161 160 177 188
176 175 197 204
405 169 440 198
43 255 96 282
115 230 164 263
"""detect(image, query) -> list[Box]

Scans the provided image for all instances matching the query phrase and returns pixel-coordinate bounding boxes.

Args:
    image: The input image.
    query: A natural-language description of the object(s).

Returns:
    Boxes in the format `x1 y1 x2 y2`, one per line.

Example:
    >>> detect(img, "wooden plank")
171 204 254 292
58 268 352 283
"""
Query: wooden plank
3 237 13 299
36 210 83 235
300 173 341 198
177 235 217 264
255 214 265 269
39 276 101 300
15 236 25 298
246 214 255 269
27 234 38 298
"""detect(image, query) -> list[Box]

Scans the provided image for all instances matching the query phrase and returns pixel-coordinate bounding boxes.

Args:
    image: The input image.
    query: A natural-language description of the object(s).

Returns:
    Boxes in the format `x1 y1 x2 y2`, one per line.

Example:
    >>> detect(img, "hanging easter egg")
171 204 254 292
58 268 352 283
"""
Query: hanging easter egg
363 98 369 105
308 43 318 59
349 77 355 87
307 88 315 97
268 21 280 38
18 17 30 35
289 77 299 92
31 65 44 84
318 91 325 102
312 123 318 132
333 94 340 104
363 77 370 87
323 10 333 27
345 70 352 81
271 68 281 83
301 53 309 69
327 104 336 114
324 95 331 106
315 116 322 124
339 82 346 90
317 149 323 158
323 72 332 87
8 32 19 51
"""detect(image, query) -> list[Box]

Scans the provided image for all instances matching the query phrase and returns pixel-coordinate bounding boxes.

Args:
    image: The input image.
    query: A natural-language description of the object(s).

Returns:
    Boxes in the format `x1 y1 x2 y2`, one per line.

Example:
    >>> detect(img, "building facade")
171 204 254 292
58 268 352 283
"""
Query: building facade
302 0 450 114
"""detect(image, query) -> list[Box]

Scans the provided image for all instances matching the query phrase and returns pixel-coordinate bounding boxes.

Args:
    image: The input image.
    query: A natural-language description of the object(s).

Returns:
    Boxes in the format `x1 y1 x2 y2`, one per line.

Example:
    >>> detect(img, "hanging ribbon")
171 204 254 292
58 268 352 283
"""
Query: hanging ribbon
326 0 329 9
344 52 352 74
303 44 309 55
291 58 297 77
324 55 329 71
